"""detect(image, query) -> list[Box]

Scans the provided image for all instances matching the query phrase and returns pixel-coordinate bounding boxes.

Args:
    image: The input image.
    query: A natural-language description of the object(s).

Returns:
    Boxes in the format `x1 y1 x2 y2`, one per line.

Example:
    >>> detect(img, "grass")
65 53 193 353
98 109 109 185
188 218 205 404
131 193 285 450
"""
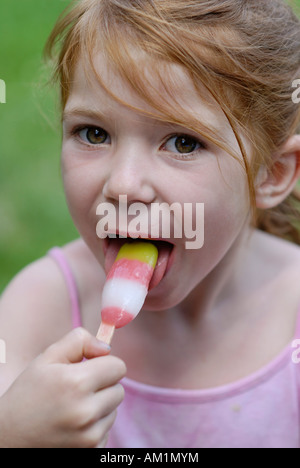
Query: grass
1 0 300 294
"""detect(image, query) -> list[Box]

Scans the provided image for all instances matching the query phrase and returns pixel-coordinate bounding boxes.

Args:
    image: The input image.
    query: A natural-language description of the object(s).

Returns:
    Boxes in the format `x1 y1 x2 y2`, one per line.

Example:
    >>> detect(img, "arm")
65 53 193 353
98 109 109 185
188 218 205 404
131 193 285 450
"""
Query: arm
0 259 126 448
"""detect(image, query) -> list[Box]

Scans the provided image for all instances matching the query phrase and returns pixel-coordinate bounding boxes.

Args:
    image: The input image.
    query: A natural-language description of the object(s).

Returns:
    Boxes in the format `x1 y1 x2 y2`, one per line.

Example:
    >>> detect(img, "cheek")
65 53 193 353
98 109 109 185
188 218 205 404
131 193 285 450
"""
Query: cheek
61 150 103 234
62 171 87 223
214 152 251 208
207 164 250 230
187 160 250 261
201 166 251 263
184 157 250 222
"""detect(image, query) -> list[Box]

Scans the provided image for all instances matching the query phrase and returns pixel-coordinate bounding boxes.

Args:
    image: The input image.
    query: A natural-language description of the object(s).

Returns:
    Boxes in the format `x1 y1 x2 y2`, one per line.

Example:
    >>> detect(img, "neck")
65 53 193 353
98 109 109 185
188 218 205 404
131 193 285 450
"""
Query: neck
181 226 254 323
139 224 255 338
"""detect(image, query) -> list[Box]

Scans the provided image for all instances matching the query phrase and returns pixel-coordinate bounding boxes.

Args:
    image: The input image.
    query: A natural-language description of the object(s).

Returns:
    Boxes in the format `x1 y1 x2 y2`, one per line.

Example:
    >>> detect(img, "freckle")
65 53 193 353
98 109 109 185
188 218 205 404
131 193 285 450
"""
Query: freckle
231 404 241 412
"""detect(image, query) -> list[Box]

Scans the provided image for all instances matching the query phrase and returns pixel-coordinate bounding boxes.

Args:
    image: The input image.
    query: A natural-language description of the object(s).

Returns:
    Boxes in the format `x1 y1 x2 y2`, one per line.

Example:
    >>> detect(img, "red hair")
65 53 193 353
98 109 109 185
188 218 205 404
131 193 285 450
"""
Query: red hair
45 0 300 242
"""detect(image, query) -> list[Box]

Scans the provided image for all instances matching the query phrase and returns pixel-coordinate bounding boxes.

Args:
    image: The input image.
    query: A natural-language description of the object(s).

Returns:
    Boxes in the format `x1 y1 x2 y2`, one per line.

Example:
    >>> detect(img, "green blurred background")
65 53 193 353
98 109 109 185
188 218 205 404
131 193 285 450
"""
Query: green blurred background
0 0 78 293
0 0 300 294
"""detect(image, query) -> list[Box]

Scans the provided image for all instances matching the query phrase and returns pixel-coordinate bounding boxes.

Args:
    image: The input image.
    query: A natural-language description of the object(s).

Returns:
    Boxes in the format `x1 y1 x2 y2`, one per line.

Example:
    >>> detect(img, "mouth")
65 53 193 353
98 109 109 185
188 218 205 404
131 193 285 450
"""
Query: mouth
103 234 175 290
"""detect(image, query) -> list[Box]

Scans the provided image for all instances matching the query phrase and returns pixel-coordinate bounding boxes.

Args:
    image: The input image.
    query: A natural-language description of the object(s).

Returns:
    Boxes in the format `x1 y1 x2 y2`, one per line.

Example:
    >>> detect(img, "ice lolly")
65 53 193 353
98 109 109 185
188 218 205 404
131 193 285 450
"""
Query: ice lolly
96 241 158 344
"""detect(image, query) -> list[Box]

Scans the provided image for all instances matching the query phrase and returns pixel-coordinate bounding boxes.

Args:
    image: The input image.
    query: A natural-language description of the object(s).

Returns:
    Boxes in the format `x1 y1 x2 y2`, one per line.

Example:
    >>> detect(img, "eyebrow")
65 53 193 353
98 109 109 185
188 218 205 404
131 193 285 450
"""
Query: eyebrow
62 105 226 141
62 107 106 122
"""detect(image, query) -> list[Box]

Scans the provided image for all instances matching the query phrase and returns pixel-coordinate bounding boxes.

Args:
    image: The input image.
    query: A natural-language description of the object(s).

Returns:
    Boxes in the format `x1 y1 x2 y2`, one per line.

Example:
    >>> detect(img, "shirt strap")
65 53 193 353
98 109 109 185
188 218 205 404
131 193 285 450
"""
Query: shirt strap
48 247 82 329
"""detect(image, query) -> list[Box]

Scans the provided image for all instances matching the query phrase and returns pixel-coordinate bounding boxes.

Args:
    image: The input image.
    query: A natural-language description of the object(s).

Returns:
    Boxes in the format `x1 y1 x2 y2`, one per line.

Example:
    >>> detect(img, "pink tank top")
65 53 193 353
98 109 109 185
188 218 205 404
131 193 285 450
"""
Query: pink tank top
49 247 300 448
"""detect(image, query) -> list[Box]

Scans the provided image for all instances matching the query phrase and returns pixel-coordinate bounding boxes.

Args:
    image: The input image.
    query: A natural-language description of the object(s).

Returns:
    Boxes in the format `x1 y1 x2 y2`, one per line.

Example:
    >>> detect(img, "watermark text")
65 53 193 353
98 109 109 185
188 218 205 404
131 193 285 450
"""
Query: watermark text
292 339 300 364
0 79 6 104
0 339 6 364
96 195 204 249
292 79 300 104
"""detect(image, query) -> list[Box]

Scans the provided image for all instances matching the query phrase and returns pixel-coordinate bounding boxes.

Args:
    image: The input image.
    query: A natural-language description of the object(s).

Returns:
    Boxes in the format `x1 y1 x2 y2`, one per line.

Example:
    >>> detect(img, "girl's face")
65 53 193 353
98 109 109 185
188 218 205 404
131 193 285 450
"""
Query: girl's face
62 54 252 310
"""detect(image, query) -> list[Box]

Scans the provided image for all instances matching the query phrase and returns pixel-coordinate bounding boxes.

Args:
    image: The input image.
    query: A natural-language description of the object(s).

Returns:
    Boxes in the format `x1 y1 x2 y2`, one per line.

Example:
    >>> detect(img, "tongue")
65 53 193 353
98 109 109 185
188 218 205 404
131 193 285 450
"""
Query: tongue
104 238 127 275
104 239 172 289
148 242 172 290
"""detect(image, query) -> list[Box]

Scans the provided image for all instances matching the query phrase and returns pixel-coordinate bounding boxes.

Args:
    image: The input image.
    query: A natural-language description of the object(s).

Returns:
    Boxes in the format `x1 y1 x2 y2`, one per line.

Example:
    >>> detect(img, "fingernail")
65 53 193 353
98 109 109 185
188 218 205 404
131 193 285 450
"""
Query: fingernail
97 340 111 352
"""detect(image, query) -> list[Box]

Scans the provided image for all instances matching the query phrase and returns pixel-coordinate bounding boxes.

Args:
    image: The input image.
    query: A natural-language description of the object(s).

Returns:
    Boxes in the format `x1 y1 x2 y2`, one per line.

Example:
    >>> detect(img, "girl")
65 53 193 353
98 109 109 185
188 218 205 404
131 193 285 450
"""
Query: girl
1 0 300 448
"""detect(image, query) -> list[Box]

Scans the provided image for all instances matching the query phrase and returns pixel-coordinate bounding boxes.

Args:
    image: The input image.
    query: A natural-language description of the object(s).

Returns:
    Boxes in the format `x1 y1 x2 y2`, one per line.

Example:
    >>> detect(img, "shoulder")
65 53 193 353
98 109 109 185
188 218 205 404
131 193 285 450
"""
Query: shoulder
213 229 300 379
0 239 105 394
0 239 104 362
0 248 72 358
0 247 71 394
249 229 300 280
249 229 300 300
246 229 300 337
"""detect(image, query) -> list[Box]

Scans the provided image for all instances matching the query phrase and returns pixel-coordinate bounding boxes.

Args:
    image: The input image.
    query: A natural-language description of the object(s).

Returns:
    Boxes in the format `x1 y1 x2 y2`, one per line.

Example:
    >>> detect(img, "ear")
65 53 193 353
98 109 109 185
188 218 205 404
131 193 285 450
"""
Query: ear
255 135 300 209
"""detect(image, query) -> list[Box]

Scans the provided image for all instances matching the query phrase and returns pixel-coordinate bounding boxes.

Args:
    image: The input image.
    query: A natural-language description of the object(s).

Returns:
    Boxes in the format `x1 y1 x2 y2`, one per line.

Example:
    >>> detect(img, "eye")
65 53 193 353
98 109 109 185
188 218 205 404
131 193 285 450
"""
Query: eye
78 127 110 145
163 135 205 155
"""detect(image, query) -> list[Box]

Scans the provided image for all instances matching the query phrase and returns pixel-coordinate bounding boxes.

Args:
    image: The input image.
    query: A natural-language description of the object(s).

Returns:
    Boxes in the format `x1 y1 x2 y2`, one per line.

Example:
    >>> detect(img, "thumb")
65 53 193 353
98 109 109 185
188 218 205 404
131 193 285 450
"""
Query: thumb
43 327 111 364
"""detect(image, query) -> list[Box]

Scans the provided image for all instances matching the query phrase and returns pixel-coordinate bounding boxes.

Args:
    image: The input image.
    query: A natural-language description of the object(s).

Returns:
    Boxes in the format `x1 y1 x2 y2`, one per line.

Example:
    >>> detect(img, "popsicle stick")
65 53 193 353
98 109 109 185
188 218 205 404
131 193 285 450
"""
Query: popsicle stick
96 321 115 345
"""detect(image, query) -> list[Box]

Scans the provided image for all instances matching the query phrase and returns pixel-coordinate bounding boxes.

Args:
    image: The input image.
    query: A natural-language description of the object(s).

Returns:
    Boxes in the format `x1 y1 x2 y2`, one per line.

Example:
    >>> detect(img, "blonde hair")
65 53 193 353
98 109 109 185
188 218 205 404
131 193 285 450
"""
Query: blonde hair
45 0 300 243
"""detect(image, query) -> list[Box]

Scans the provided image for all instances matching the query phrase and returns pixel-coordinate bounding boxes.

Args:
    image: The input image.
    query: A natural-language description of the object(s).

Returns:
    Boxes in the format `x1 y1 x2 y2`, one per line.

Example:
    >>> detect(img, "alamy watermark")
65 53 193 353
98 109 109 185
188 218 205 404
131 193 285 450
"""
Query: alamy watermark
292 79 300 104
1 80 6 361
291 339 300 364
0 79 6 104
96 195 204 249
0 339 6 364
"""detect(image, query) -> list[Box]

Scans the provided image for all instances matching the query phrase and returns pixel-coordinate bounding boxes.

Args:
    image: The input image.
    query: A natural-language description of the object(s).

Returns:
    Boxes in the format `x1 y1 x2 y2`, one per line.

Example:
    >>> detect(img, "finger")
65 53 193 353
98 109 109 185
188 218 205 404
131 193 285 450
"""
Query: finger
79 384 124 429
43 328 111 364
82 411 118 448
79 355 127 392
98 432 110 448
93 383 125 419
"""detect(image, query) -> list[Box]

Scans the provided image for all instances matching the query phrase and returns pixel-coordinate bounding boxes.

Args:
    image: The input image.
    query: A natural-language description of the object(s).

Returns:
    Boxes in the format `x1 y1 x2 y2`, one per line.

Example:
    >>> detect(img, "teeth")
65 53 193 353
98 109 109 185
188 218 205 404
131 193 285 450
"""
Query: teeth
107 233 150 240
107 233 131 239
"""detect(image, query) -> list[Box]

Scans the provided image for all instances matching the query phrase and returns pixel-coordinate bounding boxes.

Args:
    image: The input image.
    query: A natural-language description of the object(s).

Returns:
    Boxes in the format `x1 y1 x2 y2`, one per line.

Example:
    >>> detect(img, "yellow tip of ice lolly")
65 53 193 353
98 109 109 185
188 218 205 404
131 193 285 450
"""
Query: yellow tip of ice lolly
116 241 158 268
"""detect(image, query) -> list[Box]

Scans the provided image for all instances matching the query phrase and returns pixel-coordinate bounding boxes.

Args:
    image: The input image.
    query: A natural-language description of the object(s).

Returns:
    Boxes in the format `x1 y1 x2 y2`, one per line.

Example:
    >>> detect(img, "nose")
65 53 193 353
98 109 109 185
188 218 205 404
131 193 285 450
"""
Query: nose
103 145 156 204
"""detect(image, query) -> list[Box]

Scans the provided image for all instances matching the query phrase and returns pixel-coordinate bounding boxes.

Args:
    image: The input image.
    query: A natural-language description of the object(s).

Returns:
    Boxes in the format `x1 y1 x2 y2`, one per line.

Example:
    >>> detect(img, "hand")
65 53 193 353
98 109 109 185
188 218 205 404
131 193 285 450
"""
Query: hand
0 328 126 448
